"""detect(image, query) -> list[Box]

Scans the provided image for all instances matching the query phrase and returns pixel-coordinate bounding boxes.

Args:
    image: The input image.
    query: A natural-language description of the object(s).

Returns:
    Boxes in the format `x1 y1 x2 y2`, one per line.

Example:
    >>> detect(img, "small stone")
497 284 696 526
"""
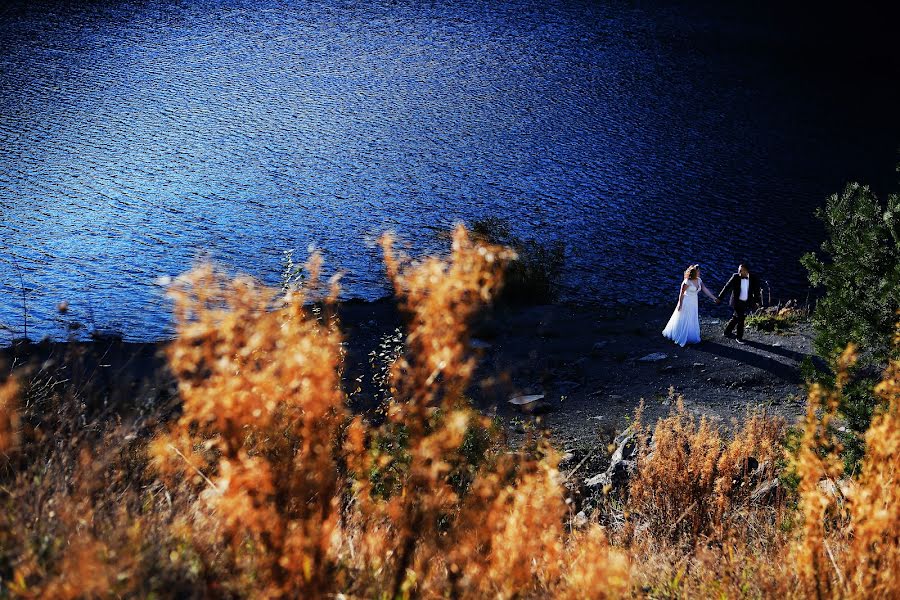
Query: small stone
638 352 668 362
574 511 589 528
509 394 545 406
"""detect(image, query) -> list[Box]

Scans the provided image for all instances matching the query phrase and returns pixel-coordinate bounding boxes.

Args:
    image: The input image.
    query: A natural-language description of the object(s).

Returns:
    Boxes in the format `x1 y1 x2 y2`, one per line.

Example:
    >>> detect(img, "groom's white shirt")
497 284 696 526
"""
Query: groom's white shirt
739 277 749 301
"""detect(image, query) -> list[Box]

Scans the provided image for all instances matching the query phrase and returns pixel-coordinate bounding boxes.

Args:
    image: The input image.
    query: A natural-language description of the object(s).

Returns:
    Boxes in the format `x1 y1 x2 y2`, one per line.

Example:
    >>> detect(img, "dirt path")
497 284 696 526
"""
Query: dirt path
465 304 811 448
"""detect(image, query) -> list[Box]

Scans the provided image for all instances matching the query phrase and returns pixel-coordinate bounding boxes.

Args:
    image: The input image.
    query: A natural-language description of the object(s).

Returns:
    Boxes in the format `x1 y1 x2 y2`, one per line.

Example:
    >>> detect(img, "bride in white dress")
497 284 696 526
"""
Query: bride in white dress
662 264 719 346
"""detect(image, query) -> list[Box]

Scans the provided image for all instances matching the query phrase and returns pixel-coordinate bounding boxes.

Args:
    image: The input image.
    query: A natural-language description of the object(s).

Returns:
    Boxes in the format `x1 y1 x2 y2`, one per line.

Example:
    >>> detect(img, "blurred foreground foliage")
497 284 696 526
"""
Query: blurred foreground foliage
0 226 899 598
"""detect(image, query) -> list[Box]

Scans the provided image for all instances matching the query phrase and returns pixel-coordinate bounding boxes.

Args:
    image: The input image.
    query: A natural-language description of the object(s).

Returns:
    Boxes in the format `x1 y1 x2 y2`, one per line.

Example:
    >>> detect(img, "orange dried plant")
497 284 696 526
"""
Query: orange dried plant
627 395 783 545
843 322 900 596
790 345 854 598
151 258 347 598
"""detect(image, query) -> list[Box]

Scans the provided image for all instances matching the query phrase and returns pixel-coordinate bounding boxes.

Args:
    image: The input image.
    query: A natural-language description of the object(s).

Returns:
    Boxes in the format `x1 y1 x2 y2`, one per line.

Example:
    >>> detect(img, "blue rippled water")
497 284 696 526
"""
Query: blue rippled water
1 0 897 342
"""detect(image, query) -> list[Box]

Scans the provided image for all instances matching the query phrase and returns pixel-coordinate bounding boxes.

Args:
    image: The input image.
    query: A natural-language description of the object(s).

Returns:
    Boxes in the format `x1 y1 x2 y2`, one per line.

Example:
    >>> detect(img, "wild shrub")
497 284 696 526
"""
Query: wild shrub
150 259 348 598
0 373 198 597
343 226 578 597
746 300 808 333
144 225 629 598
626 395 783 544
802 179 900 464
844 326 900 595
790 327 900 598
0 378 18 456
470 216 565 304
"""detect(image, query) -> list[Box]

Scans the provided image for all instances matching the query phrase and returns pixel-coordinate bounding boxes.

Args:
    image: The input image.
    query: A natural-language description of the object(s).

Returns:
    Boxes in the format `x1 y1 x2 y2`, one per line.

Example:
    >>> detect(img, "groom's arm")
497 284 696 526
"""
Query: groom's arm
717 275 736 302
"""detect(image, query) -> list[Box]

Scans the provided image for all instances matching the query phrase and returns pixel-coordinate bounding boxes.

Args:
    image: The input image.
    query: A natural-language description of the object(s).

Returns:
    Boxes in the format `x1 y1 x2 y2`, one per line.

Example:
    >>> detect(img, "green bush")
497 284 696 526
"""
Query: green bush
470 217 565 304
745 301 807 333
801 178 900 460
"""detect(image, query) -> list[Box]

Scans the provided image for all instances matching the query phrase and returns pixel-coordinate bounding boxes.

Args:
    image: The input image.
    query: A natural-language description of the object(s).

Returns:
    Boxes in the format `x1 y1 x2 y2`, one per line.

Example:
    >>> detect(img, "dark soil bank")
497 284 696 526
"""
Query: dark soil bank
1 301 812 454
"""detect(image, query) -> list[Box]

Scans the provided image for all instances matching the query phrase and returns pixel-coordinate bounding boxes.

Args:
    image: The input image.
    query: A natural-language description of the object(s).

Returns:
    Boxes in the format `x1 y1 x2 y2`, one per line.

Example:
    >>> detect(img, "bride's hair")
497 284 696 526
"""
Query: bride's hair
684 264 699 280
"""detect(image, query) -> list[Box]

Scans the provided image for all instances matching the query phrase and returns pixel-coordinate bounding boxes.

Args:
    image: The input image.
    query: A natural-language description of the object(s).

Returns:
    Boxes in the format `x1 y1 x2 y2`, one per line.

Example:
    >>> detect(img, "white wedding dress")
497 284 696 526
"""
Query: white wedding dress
662 279 702 346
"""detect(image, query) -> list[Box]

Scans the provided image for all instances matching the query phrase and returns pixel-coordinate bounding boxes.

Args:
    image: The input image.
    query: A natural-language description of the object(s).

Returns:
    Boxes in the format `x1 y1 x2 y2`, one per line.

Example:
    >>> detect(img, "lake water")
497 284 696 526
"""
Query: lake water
1 0 898 342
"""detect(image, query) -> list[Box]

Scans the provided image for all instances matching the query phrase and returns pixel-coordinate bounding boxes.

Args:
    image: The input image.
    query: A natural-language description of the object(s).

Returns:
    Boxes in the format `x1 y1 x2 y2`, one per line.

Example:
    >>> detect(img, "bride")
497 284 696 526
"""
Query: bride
662 264 719 346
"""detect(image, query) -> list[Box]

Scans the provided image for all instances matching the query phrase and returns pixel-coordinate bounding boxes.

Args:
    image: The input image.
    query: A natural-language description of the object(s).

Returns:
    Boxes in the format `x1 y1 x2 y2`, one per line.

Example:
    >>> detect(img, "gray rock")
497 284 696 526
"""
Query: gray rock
750 478 781 505
509 393 545 405
638 352 668 362
574 511 589 528
586 426 640 491
818 478 838 497
508 393 555 415
818 477 854 503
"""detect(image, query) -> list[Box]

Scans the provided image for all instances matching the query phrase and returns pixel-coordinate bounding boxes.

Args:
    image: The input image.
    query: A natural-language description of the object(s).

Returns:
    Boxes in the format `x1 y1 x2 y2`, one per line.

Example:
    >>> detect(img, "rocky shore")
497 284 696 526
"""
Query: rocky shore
1 300 813 469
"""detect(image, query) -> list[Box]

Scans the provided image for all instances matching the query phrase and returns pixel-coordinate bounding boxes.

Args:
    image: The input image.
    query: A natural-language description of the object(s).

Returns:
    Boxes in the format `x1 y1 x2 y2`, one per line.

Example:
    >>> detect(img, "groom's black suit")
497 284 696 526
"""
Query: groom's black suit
717 272 761 340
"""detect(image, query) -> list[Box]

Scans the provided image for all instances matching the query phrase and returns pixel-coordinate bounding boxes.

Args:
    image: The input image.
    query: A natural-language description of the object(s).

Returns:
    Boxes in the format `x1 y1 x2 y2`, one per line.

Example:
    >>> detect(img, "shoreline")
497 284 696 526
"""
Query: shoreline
0 294 758 347
2 299 813 447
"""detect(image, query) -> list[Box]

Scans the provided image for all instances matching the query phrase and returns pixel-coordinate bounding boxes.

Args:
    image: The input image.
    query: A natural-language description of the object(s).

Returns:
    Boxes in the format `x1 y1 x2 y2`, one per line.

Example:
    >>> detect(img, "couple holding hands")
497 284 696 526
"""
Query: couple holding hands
662 263 761 347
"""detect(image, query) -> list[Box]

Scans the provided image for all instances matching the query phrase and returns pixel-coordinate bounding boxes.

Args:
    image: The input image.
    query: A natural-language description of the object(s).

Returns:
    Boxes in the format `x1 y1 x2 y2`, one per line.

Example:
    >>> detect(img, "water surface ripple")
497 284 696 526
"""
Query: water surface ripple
1 0 897 341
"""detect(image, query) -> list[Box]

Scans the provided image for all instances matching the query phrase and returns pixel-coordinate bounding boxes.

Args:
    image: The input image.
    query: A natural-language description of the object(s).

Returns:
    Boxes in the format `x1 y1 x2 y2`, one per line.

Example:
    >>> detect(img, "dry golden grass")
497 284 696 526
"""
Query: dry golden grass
846 332 900 595
0 228 898 598
788 326 900 599
625 396 783 545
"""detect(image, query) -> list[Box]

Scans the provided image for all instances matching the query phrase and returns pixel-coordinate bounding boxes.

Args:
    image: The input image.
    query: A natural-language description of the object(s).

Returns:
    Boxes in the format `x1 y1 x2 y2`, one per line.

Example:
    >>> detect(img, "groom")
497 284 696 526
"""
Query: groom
716 263 761 344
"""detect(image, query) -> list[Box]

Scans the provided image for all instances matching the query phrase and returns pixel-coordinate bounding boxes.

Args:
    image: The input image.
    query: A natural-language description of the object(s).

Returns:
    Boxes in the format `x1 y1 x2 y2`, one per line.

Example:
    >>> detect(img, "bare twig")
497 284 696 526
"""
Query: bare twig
668 500 699 535
168 443 220 495
823 538 848 593
565 446 598 480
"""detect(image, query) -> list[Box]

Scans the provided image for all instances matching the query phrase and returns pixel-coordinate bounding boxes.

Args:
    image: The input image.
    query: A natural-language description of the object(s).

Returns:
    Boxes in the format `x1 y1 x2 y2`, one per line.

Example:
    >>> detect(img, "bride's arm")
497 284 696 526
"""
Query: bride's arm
700 280 717 301
677 283 687 311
